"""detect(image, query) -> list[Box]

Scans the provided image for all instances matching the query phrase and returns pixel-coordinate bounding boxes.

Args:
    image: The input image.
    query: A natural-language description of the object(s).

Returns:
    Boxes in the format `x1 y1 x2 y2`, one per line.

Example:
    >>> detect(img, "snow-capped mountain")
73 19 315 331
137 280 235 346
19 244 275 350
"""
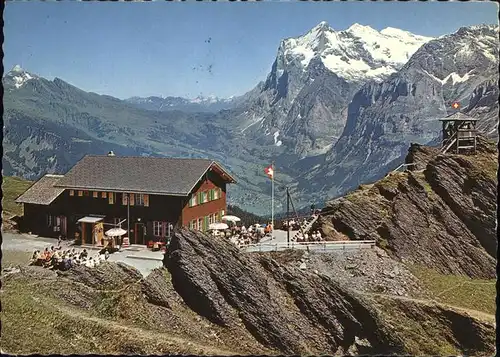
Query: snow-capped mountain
3 65 39 89
303 24 499 200
126 95 236 113
277 21 432 83
233 22 433 158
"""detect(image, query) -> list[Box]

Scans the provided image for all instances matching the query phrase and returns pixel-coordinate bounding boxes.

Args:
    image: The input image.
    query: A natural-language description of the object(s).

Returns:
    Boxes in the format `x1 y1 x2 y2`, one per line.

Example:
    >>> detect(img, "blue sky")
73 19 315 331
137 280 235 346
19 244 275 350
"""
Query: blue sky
4 1 498 99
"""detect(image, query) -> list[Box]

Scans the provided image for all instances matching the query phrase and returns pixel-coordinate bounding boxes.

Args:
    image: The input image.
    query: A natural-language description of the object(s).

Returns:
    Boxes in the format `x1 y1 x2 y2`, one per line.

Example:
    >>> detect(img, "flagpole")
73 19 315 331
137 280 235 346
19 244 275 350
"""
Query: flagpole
271 161 274 240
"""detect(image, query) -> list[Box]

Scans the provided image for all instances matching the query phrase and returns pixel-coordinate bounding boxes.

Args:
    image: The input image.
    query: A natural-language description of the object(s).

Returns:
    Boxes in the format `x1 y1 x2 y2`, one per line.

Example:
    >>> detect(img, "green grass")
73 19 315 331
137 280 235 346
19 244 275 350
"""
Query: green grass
410 265 496 315
2 176 32 217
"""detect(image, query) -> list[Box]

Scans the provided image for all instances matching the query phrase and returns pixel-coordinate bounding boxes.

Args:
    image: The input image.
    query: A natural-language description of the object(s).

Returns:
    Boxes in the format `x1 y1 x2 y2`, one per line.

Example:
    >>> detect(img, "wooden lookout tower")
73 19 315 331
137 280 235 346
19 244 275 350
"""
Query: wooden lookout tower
439 112 479 155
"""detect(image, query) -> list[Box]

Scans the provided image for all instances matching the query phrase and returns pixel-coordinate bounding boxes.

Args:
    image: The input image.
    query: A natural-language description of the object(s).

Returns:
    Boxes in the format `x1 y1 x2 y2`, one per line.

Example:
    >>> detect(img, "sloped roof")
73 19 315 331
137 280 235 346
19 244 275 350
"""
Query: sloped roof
439 112 479 121
54 155 236 196
15 174 65 205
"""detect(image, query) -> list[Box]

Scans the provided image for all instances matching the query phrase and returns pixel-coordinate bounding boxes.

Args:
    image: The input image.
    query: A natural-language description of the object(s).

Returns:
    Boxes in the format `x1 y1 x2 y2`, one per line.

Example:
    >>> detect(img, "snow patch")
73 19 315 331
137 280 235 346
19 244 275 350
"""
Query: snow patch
273 131 283 146
443 72 471 85
240 116 264 133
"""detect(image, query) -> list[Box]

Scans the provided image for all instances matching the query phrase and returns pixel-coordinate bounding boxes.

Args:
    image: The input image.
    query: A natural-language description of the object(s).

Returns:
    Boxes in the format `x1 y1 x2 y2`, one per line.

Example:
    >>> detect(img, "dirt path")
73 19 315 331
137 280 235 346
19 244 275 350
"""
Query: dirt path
37 297 242 355
359 291 495 323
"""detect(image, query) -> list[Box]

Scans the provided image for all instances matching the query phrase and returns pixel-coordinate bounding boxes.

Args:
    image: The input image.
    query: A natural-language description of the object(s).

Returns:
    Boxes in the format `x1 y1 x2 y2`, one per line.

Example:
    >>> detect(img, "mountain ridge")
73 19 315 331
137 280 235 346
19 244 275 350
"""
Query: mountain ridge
3 23 498 215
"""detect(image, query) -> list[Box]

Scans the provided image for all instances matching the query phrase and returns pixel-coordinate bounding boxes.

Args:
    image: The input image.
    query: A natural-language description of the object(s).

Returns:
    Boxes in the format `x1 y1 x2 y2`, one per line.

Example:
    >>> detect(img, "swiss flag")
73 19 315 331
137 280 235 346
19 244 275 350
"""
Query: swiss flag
264 165 274 179
452 102 460 109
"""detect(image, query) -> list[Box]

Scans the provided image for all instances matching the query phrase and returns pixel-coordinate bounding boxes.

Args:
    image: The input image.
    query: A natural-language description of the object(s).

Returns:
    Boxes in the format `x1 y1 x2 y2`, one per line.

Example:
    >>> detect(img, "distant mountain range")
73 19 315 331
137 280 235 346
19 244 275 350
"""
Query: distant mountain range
125 95 237 113
3 23 498 215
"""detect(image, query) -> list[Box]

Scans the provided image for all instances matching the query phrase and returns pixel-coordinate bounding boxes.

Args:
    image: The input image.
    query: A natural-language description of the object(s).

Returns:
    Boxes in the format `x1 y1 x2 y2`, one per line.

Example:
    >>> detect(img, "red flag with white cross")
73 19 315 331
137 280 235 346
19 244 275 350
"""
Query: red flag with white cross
452 102 460 110
264 164 274 180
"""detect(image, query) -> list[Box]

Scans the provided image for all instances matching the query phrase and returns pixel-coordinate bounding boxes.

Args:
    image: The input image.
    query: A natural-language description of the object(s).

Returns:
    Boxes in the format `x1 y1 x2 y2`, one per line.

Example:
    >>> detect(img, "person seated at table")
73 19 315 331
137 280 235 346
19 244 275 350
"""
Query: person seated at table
85 257 94 268
80 249 88 259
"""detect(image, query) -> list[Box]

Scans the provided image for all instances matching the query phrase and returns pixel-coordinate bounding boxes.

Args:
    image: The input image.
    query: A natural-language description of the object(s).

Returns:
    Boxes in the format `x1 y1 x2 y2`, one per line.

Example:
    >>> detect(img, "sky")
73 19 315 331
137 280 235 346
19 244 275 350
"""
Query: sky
4 1 498 100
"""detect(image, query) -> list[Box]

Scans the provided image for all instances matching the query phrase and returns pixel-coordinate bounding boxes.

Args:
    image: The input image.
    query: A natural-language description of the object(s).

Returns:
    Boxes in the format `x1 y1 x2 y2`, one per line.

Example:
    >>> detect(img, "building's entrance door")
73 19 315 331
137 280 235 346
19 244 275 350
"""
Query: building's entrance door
82 223 92 245
59 216 67 237
135 223 145 245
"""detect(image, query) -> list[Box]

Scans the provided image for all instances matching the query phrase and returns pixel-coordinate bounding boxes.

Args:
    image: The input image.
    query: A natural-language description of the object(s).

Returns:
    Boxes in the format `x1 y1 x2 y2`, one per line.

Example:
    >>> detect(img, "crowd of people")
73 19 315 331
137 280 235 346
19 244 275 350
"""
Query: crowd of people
292 230 323 243
280 218 310 231
211 223 273 247
29 245 110 271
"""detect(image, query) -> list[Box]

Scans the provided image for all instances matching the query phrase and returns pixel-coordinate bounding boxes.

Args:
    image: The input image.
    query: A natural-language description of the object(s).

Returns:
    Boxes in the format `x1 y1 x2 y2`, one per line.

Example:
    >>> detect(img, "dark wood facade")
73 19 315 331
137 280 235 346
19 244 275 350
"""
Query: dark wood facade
21 171 229 245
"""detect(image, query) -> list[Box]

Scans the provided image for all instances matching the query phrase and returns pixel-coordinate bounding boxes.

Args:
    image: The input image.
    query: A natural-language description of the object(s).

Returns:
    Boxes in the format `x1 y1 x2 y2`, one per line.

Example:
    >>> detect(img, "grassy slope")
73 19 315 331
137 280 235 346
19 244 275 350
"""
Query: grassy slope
409 265 496 315
2 176 33 217
1 271 240 355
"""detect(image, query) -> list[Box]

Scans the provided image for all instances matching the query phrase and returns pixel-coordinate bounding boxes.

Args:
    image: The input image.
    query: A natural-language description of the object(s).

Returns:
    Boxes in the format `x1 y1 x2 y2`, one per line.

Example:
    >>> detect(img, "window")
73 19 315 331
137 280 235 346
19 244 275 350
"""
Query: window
93 191 98 198
78 190 83 197
102 192 107 198
213 188 219 200
212 213 218 223
122 193 129 206
189 220 196 229
204 216 209 231
153 221 166 237
221 210 225 218
197 218 203 231
201 191 208 204
209 215 214 225
143 194 149 207
135 194 145 206
69 190 75 196
47 214 53 227
189 193 198 207
108 192 115 205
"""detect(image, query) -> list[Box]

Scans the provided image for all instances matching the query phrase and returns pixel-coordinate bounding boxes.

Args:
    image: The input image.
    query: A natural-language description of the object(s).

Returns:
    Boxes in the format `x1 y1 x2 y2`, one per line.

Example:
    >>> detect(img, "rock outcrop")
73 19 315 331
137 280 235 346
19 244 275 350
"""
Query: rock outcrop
316 137 497 278
165 228 495 355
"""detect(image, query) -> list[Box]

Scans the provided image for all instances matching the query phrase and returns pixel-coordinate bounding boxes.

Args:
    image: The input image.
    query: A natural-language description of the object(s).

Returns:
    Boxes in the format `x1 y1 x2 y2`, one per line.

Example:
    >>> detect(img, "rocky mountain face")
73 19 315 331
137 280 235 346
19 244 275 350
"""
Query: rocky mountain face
126 95 236 113
233 22 433 158
163 228 494 355
314 137 497 279
302 24 499 201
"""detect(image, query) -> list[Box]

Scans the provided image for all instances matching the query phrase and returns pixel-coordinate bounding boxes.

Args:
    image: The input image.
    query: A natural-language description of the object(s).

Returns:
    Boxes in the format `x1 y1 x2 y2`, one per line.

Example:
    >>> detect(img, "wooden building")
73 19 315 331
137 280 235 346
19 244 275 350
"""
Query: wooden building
16 155 236 245
440 112 479 154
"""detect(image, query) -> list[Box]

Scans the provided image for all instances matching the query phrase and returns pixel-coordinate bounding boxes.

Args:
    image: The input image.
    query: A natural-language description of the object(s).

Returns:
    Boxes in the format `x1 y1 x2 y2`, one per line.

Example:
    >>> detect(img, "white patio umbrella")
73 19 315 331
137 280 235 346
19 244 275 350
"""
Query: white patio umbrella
221 215 241 223
208 222 229 230
105 228 127 237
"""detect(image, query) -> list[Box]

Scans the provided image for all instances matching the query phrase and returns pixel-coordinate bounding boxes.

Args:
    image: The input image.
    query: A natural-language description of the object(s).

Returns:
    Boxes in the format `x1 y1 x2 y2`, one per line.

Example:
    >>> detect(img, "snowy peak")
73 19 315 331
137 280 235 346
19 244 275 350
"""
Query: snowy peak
11 64 24 73
3 65 39 89
274 22 433 82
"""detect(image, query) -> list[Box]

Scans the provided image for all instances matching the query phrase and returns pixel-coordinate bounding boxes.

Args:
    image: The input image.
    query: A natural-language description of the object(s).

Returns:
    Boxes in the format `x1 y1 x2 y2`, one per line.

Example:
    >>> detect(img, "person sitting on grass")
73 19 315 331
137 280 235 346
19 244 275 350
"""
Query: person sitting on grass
30 250 43 266
30 250 38 263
